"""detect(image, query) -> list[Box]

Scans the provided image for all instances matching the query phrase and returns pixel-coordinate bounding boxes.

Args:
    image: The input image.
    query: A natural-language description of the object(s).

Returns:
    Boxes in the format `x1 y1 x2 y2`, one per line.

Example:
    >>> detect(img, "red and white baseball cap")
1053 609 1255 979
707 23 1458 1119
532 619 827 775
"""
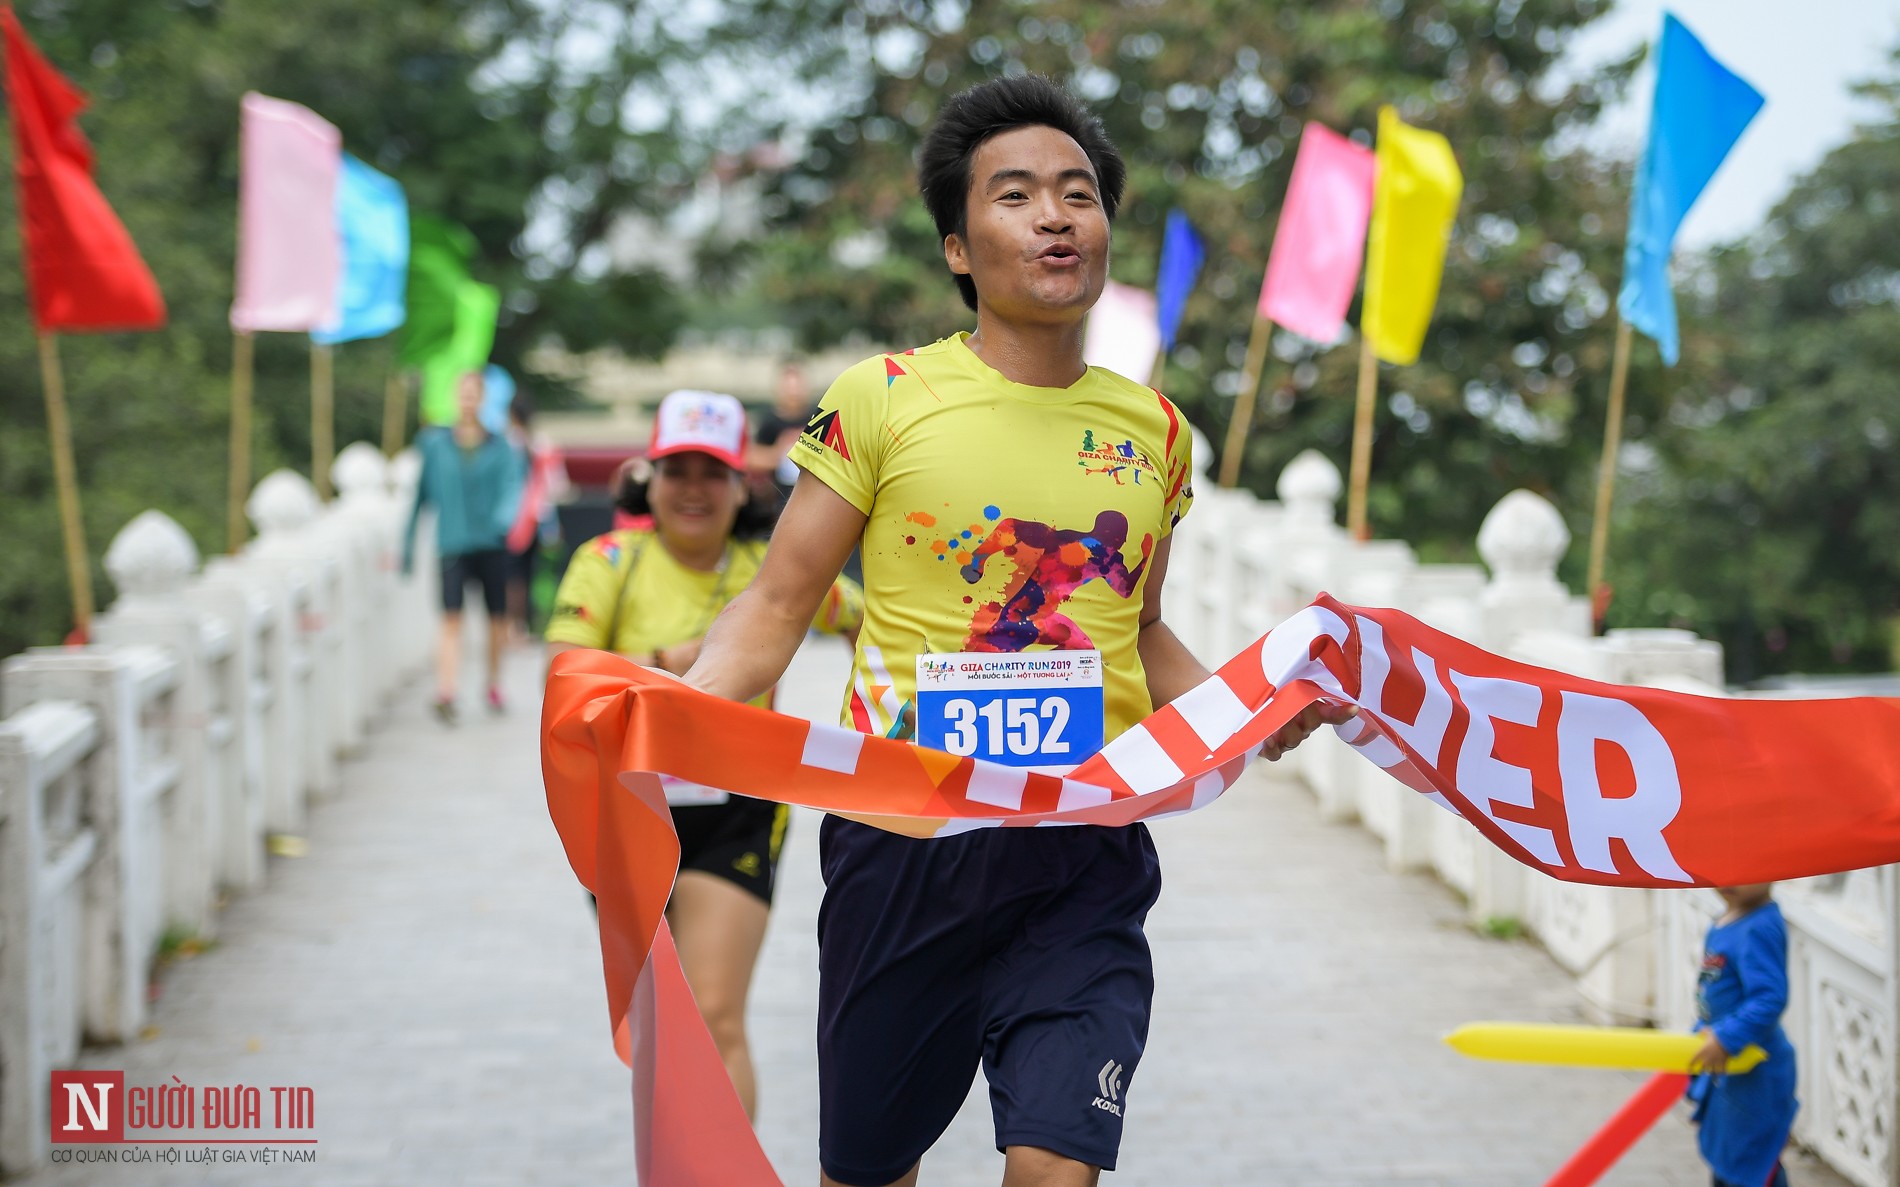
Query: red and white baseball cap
648 389 748 471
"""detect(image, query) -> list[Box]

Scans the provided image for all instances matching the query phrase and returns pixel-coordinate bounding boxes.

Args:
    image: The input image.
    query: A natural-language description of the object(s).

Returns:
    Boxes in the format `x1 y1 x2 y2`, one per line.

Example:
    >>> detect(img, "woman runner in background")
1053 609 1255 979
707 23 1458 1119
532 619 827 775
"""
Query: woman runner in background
544 389 862 1121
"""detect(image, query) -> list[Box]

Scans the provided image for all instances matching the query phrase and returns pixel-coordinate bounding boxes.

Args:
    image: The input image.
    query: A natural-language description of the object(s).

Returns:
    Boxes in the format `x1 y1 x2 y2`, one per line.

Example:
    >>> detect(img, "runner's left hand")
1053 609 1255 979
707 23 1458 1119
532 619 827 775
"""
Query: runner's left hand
1261 702 1357 761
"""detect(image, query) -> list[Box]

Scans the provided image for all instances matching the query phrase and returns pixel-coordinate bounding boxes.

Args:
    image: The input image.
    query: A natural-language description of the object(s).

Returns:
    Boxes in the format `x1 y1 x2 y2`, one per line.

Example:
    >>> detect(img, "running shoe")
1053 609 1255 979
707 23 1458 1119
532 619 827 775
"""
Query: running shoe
486 686 506 715
432 697 458 726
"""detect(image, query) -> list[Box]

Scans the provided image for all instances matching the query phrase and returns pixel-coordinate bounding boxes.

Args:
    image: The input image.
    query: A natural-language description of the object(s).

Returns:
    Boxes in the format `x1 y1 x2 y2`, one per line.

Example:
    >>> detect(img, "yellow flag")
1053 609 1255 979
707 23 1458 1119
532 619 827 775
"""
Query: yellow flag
1362 107 1463 366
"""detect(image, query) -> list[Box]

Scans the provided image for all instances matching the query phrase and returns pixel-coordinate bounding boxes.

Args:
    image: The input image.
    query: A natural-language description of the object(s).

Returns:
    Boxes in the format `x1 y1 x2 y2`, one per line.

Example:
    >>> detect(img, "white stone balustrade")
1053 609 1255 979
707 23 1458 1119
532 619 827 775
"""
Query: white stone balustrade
0 445 426 1176
1169 450 1895 1186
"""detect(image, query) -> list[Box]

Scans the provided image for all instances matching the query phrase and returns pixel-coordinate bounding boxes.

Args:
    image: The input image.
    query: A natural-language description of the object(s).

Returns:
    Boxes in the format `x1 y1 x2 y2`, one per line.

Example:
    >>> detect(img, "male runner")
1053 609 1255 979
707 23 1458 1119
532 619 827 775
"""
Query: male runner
685 74 1345 1187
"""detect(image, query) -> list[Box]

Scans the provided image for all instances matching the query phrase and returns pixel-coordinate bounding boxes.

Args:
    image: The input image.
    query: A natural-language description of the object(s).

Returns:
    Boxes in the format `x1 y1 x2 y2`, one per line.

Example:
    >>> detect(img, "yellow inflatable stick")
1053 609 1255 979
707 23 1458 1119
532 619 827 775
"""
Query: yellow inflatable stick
1444 1023 1767 1074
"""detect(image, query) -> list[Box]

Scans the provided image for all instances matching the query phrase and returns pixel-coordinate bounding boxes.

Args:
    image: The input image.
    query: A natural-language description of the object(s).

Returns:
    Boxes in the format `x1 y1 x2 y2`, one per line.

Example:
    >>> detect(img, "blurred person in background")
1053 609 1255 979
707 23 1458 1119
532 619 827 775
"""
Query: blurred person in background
544 389 862 1121
403 369 523 724
503 391 570 642
748 356 815 512
1689 882 1799 1187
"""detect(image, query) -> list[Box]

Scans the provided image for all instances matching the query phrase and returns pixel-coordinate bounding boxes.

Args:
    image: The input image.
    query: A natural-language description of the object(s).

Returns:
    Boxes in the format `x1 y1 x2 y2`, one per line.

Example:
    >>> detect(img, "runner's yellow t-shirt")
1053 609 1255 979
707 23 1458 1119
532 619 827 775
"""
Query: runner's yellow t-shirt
793 333 1194 743
547 529 863 709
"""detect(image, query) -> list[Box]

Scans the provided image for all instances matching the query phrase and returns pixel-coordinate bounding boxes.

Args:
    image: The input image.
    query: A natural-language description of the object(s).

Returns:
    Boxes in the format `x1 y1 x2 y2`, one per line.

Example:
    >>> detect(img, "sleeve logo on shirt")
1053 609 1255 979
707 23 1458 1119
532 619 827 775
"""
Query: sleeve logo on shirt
803 409 852 461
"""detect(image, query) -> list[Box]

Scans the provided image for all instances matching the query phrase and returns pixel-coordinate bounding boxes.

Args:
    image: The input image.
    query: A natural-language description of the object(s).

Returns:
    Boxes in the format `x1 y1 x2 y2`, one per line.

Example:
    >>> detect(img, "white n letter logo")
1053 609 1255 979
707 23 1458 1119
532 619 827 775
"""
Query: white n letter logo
63 1082 111 1132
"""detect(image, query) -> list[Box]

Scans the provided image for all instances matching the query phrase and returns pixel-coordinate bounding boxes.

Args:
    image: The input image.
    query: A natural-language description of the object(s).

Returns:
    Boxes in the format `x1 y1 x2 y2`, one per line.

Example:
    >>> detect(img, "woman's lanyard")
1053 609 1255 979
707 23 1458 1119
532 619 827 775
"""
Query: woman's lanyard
686 546 737 637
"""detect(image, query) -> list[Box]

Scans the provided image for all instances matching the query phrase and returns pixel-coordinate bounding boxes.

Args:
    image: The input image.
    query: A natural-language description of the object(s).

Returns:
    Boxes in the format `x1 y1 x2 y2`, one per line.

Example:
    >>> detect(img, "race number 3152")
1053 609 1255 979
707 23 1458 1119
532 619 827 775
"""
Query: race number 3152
939 692 1076 758
914 650 1105 768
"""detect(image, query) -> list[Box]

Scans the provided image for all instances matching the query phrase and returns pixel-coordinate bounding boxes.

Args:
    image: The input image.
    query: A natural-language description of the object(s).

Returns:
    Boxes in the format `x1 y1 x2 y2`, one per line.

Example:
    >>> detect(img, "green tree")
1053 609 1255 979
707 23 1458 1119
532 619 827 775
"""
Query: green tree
1607 56 1900 679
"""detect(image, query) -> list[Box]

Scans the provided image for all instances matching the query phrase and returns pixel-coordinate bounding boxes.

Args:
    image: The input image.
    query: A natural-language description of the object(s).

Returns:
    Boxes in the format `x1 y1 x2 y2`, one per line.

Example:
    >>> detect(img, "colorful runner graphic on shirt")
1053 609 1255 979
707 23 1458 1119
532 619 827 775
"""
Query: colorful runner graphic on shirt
958 510 1152 651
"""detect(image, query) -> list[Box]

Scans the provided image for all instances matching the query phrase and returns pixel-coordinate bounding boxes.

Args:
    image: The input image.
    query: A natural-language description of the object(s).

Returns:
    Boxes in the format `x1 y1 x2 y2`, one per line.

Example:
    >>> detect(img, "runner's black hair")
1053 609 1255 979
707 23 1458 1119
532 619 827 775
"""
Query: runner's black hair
918 74 1126 312
614 458 778 539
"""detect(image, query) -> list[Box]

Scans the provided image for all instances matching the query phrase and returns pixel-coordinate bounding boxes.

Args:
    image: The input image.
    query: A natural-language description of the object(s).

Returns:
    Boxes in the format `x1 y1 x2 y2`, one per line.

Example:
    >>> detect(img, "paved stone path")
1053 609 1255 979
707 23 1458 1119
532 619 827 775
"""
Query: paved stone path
23 639 1846 1186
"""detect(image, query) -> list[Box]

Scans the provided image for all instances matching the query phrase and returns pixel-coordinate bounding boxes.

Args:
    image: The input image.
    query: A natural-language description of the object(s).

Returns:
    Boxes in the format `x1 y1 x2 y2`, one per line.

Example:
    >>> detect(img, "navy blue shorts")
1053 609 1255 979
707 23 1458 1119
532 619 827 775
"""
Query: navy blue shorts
816 816 1161 1185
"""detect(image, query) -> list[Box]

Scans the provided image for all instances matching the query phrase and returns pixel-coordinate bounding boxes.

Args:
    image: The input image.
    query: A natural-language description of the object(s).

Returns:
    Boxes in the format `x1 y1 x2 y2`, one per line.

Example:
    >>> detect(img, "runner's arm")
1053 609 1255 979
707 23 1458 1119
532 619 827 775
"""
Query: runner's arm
1137 535 1351 759
1135 534 1214 707
684 475 868 703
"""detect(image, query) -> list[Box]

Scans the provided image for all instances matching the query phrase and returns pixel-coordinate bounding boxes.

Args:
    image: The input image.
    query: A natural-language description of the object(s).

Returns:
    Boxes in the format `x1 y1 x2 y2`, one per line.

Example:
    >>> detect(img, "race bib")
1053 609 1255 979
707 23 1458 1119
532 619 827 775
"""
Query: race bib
914 650 1105 769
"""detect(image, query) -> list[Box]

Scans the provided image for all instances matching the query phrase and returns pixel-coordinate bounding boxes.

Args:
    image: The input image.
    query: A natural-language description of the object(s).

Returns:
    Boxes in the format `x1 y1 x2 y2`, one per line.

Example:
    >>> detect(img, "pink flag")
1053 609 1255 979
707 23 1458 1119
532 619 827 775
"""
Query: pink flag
1083 280 1161 385
1258 123 1376 345
230 92 341 332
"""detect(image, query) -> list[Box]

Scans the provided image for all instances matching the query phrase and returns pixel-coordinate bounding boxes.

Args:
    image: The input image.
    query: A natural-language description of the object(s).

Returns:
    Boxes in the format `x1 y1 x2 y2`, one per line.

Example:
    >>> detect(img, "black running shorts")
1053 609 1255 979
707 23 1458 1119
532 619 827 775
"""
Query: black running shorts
671 796 791 905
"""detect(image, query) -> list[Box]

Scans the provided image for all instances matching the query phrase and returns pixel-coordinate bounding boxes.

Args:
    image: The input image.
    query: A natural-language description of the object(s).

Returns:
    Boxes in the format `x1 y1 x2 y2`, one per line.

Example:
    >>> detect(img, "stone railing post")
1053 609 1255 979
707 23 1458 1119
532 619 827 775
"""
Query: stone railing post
195 555 294 855
2 646 180 1044
0 700 101 1175
332 442 401 716
1476 490 1590 651
91 511 227 939
245 470 340 805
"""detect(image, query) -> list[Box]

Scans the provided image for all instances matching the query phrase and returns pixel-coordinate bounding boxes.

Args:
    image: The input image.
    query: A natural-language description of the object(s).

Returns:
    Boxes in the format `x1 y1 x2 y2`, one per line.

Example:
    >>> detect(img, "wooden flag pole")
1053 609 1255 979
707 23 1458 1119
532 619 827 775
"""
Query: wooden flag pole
1218 312 1274 488
1584 317 1635 617
227 330 256 553
381 370 406 458
1150 343 1169 393
1346 334 1378 541
37 332 95 640
311 341 335 499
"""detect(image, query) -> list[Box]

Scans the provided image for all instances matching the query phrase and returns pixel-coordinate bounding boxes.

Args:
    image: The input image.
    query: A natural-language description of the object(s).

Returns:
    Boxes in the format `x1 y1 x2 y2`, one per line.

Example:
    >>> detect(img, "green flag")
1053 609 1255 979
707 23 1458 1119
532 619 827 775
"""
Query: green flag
401 216 498 425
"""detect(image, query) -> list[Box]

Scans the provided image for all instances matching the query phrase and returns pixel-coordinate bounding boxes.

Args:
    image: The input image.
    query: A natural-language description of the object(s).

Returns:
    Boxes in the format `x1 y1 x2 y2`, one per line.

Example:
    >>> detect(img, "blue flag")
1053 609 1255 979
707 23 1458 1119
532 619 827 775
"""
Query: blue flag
1618 14 1763 365
313 155 409 344
480 364 515 434
1155 208 1205 352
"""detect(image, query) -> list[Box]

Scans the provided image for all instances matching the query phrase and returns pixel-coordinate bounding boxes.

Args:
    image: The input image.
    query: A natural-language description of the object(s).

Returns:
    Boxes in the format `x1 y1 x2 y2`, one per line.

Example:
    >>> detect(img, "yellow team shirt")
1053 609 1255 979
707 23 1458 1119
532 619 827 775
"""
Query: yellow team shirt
547 528 864 709
793 333 1194 743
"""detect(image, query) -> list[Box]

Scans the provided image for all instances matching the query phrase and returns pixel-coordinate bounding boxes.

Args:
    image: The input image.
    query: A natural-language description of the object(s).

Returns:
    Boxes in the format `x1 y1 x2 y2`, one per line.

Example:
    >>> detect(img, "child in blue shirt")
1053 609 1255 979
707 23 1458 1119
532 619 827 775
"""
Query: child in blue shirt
1689 883 1799 1187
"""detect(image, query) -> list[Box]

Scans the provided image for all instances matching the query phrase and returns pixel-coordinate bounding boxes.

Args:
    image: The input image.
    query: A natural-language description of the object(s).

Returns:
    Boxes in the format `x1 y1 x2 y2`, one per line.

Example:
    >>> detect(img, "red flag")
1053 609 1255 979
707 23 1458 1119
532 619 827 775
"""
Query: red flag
2 5 164 331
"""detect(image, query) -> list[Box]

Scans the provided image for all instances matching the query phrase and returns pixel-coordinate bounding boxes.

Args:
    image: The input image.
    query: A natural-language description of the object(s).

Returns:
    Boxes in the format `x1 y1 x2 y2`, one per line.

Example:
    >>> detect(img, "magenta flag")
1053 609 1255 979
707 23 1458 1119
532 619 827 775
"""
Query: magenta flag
230 92 341 332
1257 123 1376 345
